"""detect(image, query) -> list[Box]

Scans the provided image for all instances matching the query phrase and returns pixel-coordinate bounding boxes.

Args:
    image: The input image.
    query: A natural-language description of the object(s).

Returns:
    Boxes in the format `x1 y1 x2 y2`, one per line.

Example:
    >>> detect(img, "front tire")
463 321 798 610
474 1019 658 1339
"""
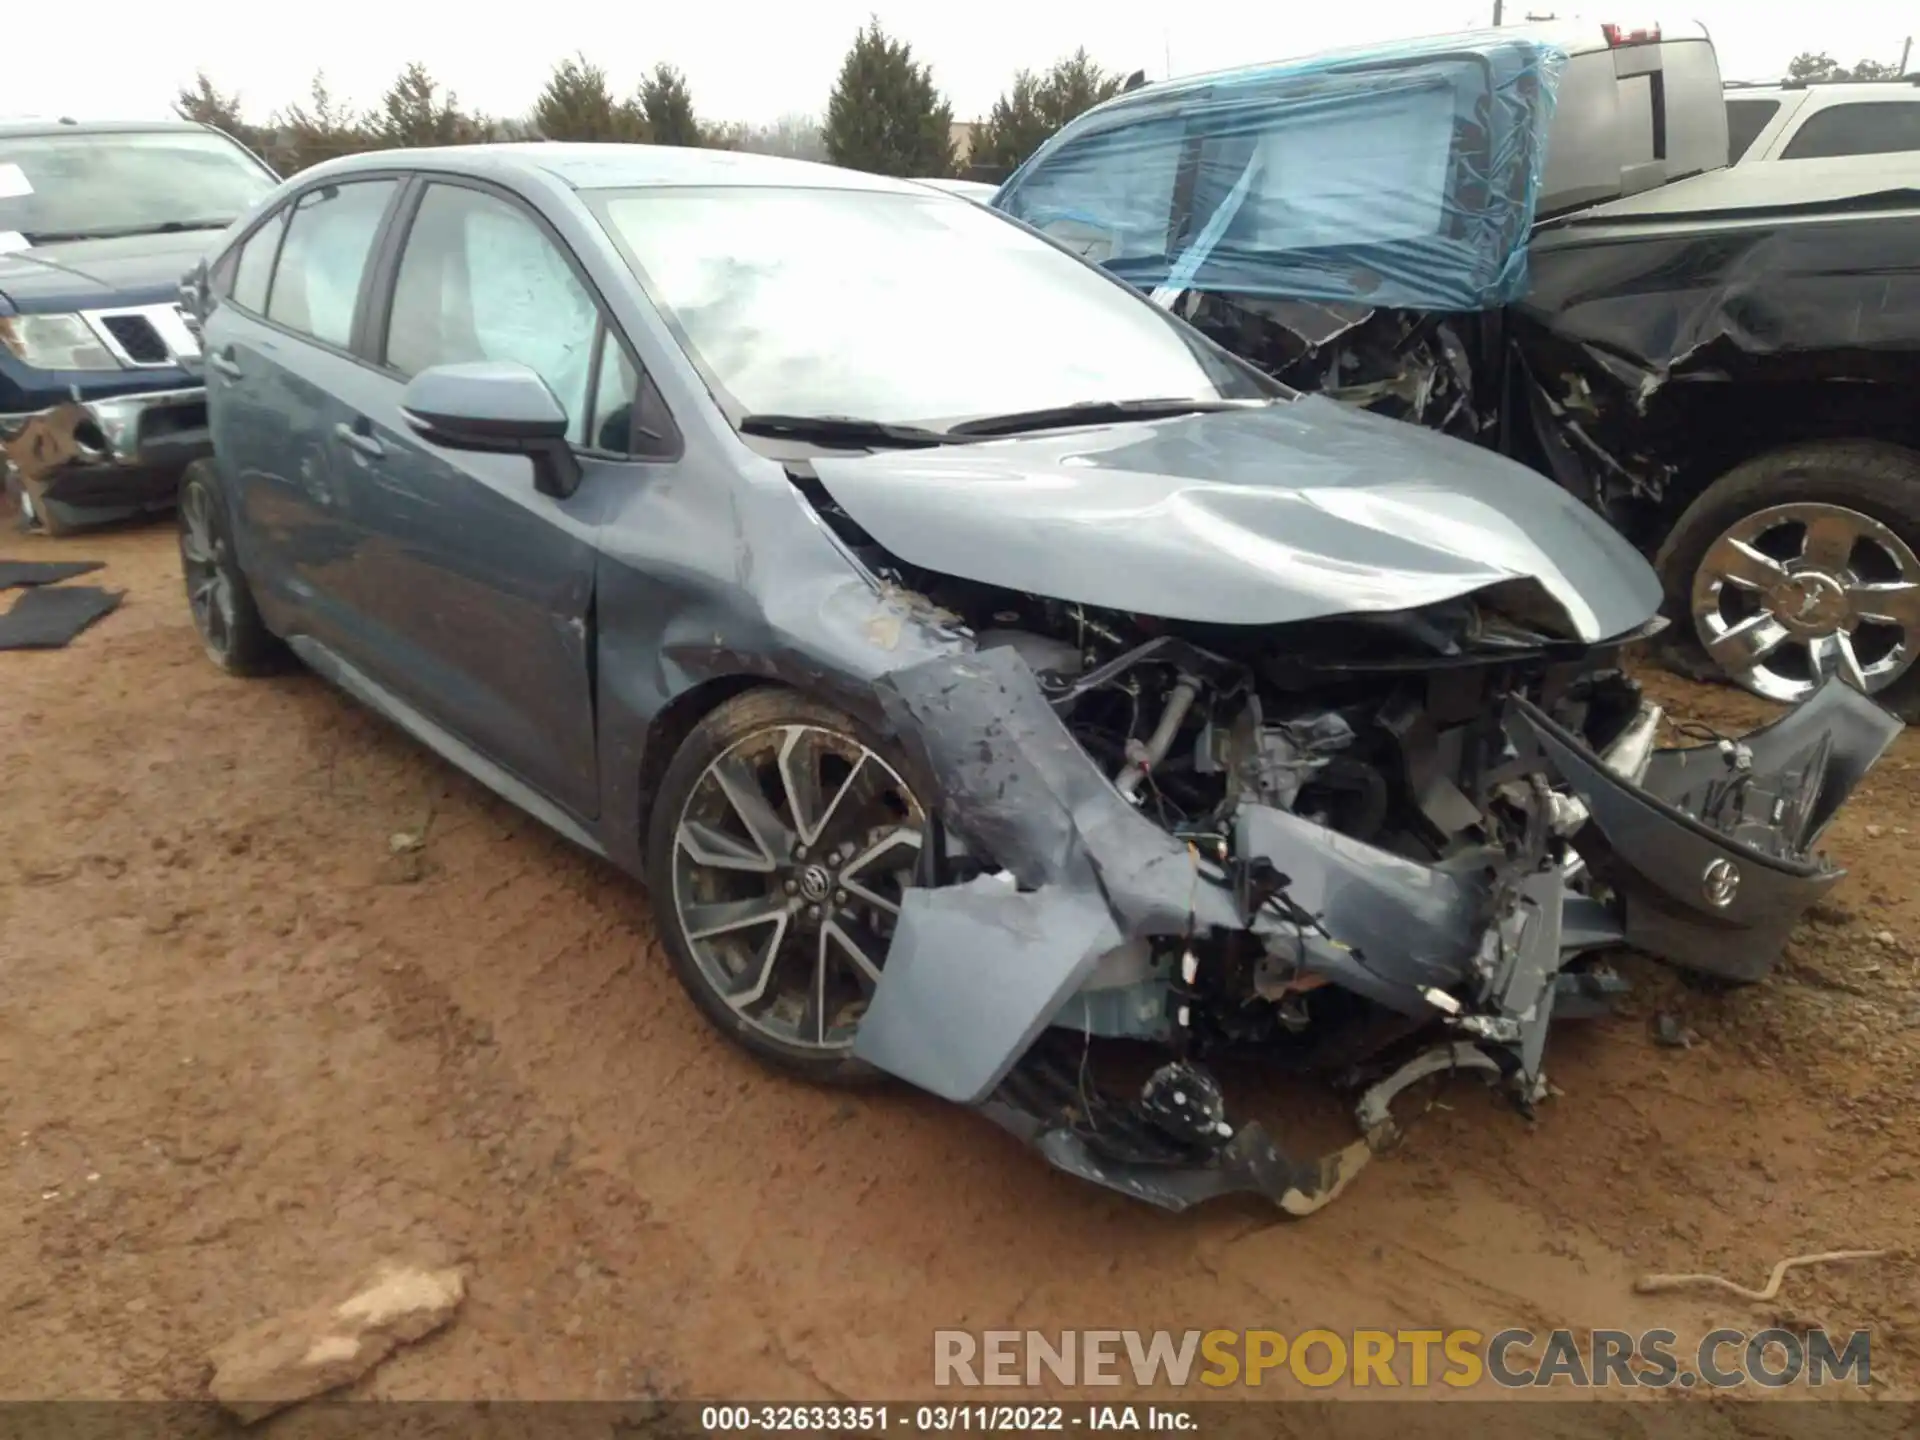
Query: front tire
1655 441 1920 718
178 462 280 676
644 688 928 1083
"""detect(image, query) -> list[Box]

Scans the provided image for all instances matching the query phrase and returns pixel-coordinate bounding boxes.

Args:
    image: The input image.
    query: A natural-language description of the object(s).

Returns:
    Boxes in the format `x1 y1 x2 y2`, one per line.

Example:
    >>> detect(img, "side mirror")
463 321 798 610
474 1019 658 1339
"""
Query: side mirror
400 361 583 499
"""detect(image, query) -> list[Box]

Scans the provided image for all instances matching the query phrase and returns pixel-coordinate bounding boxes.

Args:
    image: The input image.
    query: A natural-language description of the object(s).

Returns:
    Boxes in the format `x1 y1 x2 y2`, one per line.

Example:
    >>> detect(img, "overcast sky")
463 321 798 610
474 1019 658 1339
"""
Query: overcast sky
8 2 1916 128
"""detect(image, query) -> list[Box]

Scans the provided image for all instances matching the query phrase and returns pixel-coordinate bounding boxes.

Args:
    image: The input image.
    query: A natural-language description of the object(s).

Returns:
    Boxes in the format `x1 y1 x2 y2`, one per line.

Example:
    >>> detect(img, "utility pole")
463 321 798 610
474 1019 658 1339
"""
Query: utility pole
1493 0 1504 25
1902 36 1913 75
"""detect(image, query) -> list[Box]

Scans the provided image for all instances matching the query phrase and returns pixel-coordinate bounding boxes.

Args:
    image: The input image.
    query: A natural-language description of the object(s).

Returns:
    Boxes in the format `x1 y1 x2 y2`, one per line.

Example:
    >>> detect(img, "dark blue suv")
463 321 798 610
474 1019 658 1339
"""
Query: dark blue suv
0 119 278 534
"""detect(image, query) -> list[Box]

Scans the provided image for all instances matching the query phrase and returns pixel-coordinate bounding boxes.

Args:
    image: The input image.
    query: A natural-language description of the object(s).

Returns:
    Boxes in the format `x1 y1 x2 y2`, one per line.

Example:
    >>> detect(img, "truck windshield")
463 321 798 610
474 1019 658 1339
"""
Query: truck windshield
0 130 278 245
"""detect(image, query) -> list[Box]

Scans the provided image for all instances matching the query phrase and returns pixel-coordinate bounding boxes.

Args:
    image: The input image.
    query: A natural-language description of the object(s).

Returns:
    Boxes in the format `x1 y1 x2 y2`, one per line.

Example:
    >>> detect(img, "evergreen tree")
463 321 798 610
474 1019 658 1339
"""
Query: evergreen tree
640 64 702 146
822 19 956 176
272 72 371 172
970 49 1123 176
534 54 645 141
369 62 488 148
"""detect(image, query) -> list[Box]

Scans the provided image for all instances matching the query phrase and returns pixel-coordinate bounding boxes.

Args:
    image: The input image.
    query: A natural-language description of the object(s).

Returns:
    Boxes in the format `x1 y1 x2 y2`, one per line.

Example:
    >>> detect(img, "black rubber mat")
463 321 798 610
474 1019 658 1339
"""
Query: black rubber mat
0 585 123 649
0 560 105 589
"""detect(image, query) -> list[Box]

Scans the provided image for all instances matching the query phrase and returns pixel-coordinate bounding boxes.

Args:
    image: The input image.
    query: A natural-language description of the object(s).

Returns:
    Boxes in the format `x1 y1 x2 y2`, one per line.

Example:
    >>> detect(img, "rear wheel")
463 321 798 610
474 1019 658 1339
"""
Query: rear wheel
644 688 928 1082
1656 441 1920 718
178 463 280 676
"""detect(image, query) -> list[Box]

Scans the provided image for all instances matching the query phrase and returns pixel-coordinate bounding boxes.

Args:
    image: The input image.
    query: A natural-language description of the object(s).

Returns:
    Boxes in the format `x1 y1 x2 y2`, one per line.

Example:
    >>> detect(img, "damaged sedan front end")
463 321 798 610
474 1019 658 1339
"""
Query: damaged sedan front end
817 468 1900 1209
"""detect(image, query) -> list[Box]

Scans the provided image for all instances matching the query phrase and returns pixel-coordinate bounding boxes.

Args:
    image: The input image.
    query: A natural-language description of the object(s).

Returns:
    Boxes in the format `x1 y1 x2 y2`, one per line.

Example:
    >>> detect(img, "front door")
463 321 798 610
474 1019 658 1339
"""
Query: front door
322 179 608 820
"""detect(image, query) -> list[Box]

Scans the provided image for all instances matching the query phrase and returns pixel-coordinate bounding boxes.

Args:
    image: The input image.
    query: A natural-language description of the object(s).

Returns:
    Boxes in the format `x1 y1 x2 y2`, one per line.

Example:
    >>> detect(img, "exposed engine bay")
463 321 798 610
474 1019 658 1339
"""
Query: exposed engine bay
795 471 1903 1214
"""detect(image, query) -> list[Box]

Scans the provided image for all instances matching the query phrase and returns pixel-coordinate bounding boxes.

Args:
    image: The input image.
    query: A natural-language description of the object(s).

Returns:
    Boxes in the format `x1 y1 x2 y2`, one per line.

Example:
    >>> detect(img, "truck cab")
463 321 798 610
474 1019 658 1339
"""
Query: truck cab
1 118 279 534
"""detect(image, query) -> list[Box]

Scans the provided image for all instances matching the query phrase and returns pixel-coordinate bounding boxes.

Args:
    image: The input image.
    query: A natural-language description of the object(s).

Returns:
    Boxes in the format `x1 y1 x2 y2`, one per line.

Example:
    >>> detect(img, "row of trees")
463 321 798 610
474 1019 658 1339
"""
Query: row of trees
175 22 1138 181
1785 51 1909 83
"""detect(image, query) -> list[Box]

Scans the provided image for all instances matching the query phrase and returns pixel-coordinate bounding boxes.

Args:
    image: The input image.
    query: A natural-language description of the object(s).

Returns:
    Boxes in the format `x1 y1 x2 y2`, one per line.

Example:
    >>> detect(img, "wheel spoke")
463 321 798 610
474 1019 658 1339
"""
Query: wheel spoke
824 915 887 989
1800 511 1861 573
709 753 794 865
801 926 831 1046
1848 579 1920 632
777 726 865 848
1808 631 1870 692
1705 613 1790 675
838 826 922 893
683 894 789 942
723 912 791 1009
1703 535 1788 592
678 819 775 873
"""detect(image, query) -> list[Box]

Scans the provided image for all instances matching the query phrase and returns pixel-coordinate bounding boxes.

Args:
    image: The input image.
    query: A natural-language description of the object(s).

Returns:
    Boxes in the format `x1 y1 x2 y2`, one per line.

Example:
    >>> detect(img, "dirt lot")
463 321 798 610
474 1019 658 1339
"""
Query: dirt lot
2 522 1917 1405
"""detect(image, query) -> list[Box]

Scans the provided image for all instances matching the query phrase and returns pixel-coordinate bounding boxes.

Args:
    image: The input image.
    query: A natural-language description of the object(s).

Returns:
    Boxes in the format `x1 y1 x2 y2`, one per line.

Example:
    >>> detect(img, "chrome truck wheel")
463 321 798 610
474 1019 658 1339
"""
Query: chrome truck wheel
1690 502 1920 704
1658 442 1920 716
646 691 926 1080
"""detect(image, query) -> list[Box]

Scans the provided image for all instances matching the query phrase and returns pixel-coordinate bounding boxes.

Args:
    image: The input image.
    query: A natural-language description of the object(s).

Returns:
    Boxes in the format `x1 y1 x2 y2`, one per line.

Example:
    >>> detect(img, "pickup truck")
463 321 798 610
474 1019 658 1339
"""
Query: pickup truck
1 119 279 535
992 21 1920 717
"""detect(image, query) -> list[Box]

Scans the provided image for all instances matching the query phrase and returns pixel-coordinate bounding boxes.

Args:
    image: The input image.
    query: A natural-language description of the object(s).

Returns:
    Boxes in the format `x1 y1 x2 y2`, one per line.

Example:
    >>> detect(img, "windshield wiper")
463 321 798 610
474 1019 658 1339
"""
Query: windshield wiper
949 396 1264 438
21 218 235 245
739 413 960 449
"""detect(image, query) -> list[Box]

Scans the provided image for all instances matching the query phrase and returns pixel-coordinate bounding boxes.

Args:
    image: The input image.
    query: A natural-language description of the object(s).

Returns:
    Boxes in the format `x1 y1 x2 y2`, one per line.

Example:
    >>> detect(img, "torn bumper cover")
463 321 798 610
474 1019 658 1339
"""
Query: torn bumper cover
854 646 1900 1213
2 386 209 525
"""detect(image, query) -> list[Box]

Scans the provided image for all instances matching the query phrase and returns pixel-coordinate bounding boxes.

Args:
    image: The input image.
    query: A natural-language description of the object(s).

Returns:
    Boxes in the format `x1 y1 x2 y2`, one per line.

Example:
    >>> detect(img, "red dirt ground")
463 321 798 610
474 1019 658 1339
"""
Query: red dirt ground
2 524 1915 1407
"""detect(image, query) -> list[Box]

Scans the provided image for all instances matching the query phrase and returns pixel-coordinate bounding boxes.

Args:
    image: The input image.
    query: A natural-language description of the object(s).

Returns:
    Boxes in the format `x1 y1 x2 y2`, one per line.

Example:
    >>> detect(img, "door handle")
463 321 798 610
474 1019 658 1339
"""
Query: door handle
333 422 386 461
207 351 243 380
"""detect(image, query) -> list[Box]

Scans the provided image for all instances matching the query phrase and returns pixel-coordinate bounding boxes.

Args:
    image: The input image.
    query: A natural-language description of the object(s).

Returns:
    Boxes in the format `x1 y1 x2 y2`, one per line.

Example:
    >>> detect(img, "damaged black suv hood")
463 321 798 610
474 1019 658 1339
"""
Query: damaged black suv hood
809 397 1663 639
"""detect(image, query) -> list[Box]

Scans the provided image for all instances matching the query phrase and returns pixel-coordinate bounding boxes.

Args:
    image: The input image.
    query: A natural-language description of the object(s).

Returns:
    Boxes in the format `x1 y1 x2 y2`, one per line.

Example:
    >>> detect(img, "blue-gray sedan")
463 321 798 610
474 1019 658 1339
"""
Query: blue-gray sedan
178 143 1897 1214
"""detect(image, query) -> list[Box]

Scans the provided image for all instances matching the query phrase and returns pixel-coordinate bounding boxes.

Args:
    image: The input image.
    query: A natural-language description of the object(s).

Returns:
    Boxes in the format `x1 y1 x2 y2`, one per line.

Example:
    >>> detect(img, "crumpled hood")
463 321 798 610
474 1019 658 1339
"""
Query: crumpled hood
809 396 1664 639
0 231 214 312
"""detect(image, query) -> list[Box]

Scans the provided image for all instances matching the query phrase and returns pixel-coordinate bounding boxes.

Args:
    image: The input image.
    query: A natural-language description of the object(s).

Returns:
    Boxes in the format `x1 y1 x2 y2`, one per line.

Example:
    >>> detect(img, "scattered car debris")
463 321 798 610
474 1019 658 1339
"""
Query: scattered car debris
206 1260 465 1423
0 559 103 589
0 583 121 650
1634 1248 1891 1302
1650 1013 1693 1049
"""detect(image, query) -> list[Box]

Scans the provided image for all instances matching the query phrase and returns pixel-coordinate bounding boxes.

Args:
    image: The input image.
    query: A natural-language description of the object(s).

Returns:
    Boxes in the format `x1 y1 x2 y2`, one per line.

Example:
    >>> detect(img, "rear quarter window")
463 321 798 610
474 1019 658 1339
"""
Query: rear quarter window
1781 101 1920 160
1726 99 1781 161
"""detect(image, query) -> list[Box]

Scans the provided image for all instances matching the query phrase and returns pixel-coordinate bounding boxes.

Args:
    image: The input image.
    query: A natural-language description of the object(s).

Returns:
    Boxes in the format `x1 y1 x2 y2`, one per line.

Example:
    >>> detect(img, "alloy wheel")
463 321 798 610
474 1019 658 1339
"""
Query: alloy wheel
179 482 238 663
670 723 925 1053
1690 501 1920 703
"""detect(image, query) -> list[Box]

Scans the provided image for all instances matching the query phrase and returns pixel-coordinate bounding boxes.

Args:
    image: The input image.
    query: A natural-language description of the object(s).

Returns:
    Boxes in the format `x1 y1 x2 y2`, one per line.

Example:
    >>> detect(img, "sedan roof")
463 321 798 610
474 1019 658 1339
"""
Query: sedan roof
302 142 938 195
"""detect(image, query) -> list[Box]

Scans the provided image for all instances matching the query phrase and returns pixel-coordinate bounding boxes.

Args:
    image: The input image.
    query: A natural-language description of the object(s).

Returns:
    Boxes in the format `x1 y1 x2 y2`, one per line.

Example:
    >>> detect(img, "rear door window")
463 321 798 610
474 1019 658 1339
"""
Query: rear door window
265 179 397 348
1781 101 1920 159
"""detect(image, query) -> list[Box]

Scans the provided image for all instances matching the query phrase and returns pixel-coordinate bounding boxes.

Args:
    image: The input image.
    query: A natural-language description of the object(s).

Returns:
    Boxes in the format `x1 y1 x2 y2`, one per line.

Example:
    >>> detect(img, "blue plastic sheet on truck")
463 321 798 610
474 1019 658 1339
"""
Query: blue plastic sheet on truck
992 30 1568 314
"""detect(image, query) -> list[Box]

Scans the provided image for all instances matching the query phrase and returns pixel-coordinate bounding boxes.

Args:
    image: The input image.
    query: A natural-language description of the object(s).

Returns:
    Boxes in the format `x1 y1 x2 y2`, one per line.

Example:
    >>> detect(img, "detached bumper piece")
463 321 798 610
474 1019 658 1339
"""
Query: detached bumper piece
1510 679 1902 982
858 647 1899 1214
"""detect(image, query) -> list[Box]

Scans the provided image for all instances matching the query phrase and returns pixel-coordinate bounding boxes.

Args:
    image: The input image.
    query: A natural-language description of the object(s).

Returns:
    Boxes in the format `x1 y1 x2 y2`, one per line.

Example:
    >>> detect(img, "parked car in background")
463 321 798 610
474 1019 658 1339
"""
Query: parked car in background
994 22 1920 716
176 143 1896 1214
1 118 277 534
1727 77 1920 163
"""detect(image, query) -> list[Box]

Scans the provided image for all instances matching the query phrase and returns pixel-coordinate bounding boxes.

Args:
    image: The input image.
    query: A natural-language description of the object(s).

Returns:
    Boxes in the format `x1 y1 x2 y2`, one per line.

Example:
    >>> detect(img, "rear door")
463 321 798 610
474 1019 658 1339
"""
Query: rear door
201 175 403 647
317 176 633 820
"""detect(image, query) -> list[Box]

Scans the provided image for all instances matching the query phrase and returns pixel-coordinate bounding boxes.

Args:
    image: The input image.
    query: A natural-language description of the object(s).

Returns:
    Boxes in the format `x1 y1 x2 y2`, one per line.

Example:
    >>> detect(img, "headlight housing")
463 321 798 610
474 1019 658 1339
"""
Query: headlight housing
0 313 121 371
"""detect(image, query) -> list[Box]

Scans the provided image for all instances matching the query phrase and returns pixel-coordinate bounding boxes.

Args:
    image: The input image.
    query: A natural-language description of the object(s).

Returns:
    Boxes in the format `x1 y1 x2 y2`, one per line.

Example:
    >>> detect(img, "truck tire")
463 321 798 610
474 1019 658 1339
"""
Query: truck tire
1655 440 1920 720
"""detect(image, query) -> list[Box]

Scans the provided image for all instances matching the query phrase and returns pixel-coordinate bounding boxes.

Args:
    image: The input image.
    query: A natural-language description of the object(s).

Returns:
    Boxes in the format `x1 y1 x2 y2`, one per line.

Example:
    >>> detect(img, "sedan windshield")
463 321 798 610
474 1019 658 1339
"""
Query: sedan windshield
0 130 277 245
587 184 1273 427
